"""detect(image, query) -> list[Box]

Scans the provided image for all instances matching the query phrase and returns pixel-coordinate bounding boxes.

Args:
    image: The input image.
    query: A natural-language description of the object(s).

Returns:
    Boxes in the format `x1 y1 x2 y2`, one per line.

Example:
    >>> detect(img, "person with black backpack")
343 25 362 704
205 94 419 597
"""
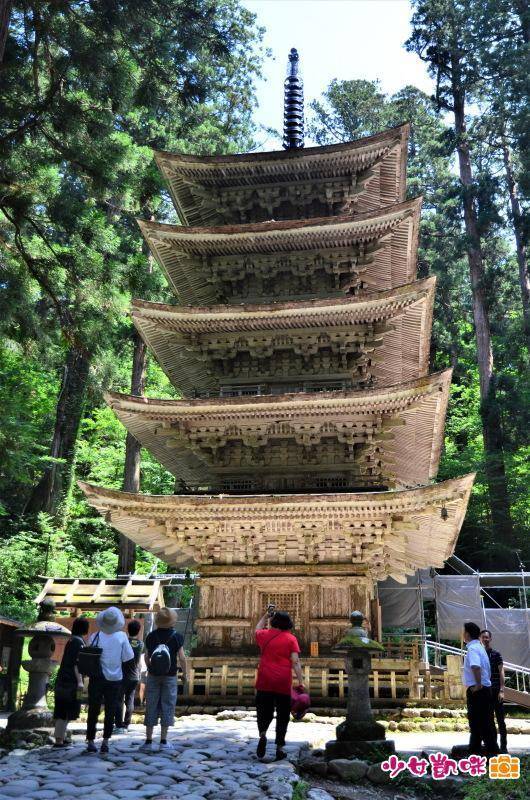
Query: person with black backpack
139 607 187 752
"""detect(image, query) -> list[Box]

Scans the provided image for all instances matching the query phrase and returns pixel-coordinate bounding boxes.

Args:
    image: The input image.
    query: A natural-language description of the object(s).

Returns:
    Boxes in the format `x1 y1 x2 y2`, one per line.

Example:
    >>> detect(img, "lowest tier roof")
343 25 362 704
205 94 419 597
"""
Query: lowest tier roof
105 370 451 492
79 473 475 583
155 125 409 226
131 278 435 396
137 197 421 304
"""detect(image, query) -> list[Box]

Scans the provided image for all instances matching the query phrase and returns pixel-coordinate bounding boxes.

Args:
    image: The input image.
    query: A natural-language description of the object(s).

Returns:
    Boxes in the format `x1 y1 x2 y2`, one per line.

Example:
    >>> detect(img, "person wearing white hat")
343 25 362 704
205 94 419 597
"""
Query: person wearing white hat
85 606 134 754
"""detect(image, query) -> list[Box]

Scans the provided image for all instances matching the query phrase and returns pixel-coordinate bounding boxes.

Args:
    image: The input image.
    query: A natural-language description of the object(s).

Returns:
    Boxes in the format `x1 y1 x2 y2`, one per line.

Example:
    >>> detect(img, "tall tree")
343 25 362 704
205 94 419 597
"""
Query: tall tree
463 0 530 342
1 1 263 521
117 331 146 574
407 0 515 553
0 0 12 61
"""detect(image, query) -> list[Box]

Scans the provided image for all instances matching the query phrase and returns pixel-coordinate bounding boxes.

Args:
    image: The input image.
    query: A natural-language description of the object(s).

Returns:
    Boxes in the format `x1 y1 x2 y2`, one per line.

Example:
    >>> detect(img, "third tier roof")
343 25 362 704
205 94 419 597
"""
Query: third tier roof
131 277 435 397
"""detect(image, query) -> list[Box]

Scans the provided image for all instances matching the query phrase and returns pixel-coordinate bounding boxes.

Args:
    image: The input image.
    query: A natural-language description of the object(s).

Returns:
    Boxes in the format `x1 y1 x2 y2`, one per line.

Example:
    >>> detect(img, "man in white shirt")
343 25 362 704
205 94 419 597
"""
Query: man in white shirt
86 607 134 754
462 621 499 756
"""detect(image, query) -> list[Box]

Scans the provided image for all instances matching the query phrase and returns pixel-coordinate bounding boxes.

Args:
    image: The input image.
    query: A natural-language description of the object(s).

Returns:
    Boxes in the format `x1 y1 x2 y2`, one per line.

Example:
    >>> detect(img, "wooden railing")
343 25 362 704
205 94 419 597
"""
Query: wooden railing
380 636 423 661
182 657 458 703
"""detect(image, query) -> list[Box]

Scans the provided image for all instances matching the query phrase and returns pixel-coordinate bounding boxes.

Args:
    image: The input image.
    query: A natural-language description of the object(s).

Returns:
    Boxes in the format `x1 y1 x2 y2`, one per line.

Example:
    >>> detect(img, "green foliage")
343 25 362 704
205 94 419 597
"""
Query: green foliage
309 68 529 569
0 0 264 614
291 781 310 800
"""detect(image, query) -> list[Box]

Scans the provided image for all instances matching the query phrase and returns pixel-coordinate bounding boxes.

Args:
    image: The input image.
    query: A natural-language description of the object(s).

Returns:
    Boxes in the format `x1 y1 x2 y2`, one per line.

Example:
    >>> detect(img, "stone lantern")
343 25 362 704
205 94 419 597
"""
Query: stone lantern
325 610 394 759
7 600 70 731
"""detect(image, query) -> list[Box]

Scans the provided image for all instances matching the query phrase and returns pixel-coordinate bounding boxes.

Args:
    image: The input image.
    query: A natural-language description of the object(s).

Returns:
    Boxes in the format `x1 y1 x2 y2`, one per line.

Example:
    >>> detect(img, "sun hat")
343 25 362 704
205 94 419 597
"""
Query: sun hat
155 607 177 629
96 606 125 634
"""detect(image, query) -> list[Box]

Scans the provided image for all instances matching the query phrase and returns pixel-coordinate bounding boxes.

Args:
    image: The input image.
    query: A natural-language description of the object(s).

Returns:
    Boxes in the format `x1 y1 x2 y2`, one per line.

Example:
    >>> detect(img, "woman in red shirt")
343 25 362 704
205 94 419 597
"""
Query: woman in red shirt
255 607 305 761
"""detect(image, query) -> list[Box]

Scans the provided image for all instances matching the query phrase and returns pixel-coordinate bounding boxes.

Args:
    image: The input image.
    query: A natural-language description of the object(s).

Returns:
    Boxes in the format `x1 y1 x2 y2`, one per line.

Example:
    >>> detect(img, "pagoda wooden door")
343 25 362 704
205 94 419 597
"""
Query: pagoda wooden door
254 582 309 648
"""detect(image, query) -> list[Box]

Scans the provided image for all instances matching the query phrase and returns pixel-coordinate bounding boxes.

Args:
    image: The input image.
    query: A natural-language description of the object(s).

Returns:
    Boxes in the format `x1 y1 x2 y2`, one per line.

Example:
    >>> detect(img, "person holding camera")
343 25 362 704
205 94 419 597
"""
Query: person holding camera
255 604 305 761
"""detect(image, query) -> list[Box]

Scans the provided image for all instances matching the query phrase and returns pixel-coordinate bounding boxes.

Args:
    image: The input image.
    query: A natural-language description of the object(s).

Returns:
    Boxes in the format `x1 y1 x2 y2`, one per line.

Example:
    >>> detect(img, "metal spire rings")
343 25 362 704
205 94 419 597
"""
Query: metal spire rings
283 48 304 149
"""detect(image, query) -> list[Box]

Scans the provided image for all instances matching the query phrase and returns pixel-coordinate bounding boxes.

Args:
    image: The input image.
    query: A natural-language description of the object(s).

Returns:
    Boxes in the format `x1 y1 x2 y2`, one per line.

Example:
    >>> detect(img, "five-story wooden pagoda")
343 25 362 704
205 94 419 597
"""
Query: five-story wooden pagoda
81 50 474 656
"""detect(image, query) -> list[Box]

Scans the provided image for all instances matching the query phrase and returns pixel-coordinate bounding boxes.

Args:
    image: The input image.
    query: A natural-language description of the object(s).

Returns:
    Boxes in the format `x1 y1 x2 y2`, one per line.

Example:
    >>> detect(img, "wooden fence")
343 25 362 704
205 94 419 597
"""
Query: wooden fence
182 657 460 704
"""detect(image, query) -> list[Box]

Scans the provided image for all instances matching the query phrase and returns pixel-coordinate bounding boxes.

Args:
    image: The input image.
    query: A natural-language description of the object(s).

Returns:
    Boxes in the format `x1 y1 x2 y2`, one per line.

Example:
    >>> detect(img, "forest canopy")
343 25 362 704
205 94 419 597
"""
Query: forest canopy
0 0 528 621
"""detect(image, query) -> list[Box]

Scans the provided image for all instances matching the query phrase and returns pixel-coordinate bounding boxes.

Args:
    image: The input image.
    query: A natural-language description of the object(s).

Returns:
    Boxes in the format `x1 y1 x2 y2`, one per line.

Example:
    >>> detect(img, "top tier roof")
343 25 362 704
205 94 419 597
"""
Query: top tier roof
155 125 409 226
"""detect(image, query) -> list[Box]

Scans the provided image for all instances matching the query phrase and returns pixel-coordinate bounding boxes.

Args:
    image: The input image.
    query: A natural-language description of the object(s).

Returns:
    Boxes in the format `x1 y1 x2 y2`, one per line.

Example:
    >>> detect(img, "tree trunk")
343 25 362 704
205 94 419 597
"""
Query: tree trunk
117 331 147 575
24 345 91 521
450 57 515 549
0 0 13 62
501 136 530 343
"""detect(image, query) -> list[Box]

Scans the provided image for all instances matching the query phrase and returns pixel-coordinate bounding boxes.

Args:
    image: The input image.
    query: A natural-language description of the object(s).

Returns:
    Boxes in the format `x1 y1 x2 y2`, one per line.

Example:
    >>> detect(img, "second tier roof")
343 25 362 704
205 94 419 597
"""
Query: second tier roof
105 370 451 494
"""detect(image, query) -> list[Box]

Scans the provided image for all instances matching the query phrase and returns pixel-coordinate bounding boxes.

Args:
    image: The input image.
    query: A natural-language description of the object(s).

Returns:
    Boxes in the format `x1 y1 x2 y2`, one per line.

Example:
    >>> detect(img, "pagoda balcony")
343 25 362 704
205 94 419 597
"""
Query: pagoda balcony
154 125 409 226
138 198 421 305
105 370 451 493
131 278 435 397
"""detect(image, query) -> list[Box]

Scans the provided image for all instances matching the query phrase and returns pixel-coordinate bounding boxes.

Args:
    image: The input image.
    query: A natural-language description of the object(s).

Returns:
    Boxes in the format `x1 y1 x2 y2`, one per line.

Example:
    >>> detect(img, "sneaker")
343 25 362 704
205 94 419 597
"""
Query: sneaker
139 741 154 753
100 740 109 754
86 741 97 753
256 734 267 759
159 741 174 751
275 748 287 761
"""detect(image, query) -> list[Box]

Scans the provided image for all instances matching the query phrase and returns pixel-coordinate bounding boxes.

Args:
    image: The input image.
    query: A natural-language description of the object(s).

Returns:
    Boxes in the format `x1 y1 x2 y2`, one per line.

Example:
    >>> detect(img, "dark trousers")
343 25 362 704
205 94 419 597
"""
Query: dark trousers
115 678 138 728
466 686 499 756
87 677 121 741
492 687 507 749
256 690 291 747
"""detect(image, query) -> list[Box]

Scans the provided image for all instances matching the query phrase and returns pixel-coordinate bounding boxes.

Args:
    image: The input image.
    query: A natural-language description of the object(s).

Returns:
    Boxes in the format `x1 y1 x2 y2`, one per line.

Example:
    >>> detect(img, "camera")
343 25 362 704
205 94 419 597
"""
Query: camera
267 603 276 617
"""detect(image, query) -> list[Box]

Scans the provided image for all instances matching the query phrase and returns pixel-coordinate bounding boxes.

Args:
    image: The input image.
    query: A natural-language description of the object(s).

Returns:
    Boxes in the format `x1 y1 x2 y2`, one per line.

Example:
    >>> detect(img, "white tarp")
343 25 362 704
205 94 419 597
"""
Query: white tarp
434 575 485 639
378 570 434 628
482 608 530 667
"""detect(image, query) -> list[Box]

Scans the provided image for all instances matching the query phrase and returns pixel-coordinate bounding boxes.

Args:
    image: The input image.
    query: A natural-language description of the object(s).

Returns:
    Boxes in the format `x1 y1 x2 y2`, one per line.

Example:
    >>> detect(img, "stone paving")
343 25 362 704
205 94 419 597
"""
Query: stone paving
1 712 529 800
0 712 337 800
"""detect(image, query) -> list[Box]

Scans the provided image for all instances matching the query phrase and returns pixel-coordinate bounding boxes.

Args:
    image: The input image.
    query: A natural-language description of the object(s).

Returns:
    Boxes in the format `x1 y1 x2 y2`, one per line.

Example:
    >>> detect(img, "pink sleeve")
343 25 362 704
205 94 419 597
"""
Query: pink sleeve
289 634 301 654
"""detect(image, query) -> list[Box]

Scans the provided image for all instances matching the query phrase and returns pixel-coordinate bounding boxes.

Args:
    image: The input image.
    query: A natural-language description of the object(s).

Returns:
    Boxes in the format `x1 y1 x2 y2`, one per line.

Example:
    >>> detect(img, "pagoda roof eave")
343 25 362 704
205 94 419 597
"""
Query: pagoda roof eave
104 370 452 491
137 197 421 305
131 276 434 323
130 278 435 395
154 125 409 226
154 124 409 170
136 196 422 243
78 473 475 580
106 369 451 415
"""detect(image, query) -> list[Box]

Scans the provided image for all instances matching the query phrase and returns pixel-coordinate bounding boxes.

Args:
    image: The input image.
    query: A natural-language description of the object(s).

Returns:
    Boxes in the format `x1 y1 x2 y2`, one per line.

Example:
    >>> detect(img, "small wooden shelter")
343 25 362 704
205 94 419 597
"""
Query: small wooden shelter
34 577 168 613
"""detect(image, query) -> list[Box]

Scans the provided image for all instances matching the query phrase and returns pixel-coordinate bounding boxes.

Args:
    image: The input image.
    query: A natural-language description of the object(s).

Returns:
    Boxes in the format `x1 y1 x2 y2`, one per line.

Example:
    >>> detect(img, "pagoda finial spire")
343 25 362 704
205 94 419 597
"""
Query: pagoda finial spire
283 48 304 150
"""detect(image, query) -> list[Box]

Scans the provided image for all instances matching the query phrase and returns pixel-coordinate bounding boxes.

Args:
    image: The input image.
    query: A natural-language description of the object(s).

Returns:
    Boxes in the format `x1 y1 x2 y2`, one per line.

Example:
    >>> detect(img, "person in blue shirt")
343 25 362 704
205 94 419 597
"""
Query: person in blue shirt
462 621 499 756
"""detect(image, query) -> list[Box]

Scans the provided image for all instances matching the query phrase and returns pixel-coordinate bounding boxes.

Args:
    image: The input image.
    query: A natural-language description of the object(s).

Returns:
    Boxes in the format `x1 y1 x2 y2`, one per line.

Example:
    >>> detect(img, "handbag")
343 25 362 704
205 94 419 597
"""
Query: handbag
291 685 311 720
77 632 103 678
